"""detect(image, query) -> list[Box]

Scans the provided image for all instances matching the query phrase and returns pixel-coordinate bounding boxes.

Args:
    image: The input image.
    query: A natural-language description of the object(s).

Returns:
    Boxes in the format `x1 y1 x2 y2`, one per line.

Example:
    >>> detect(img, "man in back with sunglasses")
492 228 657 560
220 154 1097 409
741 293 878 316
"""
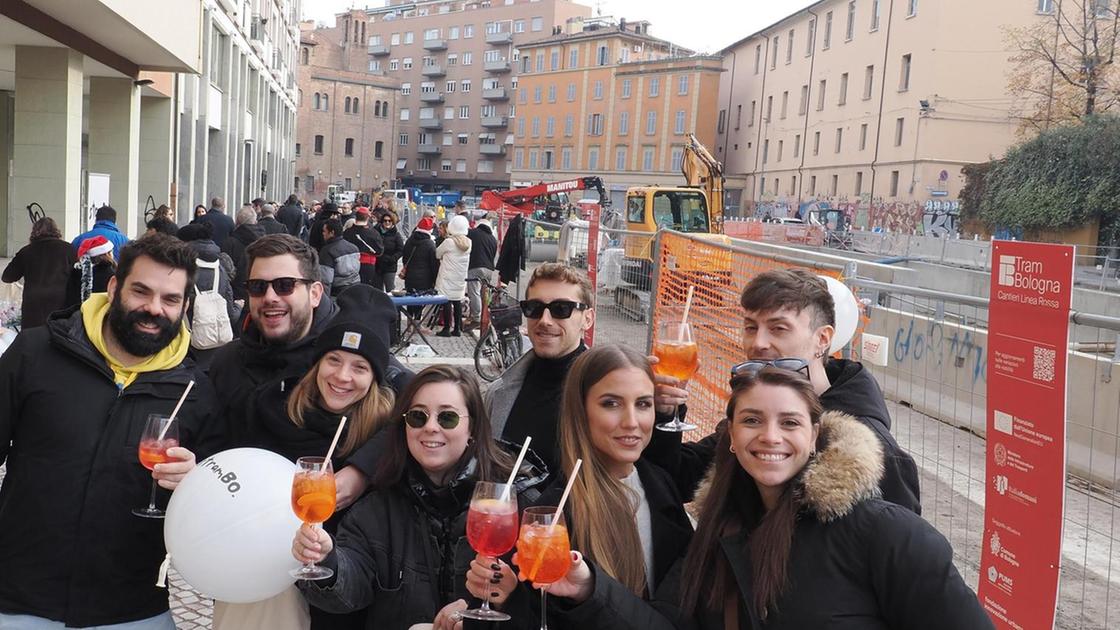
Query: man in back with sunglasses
651 268 922 513
485 262 594 472
208 235 411 508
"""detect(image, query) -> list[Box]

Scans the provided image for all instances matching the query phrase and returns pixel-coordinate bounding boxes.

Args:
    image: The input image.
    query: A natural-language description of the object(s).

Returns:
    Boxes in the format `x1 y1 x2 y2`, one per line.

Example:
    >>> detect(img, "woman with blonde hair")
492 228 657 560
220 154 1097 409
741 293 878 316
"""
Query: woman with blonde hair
238 318 395 630
473 344 692 627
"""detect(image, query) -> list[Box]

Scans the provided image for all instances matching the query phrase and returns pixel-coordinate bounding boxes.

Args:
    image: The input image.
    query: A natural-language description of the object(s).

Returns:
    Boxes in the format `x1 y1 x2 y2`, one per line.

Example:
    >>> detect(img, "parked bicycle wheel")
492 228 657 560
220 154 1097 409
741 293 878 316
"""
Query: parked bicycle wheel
474 327 507 382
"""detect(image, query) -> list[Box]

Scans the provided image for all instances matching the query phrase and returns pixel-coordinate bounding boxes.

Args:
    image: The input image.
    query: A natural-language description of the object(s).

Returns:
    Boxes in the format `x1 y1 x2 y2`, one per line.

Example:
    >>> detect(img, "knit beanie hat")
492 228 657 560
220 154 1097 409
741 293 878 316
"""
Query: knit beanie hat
448 214 470 236
315 321 390 385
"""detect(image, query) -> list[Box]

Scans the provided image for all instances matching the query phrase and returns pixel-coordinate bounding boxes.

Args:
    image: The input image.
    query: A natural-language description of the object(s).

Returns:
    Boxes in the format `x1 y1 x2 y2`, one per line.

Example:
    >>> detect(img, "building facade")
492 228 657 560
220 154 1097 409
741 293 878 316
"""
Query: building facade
0 0 202 255
173 0 299 221
716 0 1045 234
357 0 593 195
512 18 722 208
295 15 400 200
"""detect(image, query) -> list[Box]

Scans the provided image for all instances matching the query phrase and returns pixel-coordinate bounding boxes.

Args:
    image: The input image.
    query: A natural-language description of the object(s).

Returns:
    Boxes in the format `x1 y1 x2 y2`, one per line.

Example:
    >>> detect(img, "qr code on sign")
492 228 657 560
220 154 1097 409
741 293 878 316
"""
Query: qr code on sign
1033 346 1056 382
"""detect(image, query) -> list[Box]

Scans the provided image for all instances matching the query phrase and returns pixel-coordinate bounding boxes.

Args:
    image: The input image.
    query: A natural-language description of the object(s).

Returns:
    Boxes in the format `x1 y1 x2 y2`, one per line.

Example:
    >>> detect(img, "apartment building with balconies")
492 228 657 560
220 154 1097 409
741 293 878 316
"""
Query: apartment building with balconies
358 0 593 195
717 0 1047 233
511 17 722 207
296 17 400 199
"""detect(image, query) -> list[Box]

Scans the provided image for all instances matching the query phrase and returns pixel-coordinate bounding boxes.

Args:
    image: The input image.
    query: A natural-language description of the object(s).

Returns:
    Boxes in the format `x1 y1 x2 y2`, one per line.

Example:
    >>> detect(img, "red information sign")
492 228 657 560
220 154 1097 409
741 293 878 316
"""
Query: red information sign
979 241 1073 630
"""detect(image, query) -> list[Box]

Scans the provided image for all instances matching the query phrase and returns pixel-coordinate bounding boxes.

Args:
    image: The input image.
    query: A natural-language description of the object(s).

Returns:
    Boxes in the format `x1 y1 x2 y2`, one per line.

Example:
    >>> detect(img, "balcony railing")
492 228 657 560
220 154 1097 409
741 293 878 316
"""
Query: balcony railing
368 44 390 56
480 144 507 155
483 60 511 73
480 116 509 128
417 144 442 154
418 117 443 129
421 64 446 77
422 38 448 51
481 87 508 100
419 92 445 103
485 31 513 45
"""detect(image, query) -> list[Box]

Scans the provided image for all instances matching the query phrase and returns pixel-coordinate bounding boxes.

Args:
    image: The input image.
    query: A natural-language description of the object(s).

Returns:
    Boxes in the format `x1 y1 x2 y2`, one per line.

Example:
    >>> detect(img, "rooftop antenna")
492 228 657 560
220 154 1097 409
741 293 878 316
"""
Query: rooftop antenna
595 0 603 17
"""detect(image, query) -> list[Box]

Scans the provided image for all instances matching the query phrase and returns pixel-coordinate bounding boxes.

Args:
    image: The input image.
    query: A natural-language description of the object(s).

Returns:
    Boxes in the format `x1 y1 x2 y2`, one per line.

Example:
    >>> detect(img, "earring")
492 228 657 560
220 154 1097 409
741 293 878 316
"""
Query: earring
729 444 736 453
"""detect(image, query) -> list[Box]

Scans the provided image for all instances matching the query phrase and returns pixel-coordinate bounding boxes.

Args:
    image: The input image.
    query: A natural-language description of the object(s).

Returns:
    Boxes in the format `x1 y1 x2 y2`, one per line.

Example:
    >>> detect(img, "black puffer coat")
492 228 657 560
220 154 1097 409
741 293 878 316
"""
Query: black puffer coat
300 446 549 630
401 230 438 293
375 225 405 275
0 307 221 627
221 223 267 300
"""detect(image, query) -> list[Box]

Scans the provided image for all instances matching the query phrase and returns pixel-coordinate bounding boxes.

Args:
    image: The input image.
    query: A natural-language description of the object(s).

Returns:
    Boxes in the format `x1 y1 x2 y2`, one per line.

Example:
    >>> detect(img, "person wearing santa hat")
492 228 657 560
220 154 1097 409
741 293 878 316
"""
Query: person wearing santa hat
65 235 117 308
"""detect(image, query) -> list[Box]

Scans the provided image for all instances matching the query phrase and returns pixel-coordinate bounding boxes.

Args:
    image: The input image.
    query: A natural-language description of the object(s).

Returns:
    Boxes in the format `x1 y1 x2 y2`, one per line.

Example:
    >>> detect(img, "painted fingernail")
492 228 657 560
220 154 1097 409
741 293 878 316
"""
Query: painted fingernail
490 577 501 584
492 592 501 598
491 563 501 570
493 571 503 580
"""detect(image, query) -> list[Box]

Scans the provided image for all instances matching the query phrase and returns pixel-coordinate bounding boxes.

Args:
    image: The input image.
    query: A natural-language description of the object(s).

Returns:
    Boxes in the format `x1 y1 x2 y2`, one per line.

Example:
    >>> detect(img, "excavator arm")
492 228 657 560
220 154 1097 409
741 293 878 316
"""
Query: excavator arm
681 133 725 233
479 176 608 217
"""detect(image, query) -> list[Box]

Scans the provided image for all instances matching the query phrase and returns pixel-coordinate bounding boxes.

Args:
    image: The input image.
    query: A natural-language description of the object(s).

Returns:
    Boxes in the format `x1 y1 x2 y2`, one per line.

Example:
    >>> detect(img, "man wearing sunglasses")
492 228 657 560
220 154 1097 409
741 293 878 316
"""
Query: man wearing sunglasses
651 268 921 514
209 236 412 509
485 262 595 470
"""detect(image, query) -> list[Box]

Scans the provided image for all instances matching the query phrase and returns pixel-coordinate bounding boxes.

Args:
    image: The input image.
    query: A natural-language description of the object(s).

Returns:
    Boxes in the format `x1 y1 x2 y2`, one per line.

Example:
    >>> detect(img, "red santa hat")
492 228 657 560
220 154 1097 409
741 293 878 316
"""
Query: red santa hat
78 235 113 259
416 217 435 233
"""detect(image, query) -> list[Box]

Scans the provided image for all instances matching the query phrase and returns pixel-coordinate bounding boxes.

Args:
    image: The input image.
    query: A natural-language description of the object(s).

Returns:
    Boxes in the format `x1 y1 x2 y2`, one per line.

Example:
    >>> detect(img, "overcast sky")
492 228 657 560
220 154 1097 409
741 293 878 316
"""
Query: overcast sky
302 0 818 54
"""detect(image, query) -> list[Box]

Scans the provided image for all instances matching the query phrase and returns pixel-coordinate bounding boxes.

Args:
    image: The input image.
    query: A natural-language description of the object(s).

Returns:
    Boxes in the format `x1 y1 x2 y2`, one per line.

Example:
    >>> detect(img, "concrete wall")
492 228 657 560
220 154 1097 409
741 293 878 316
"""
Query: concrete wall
863 305 1120 487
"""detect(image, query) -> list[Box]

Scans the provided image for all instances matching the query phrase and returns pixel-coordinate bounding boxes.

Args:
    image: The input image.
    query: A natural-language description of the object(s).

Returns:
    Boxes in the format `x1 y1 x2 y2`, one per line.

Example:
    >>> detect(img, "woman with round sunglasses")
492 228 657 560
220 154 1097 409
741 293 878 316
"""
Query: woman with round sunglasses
293 365 549 630
564 367 990 630
228 319 396 630
374 212 405 292
474 344 693 629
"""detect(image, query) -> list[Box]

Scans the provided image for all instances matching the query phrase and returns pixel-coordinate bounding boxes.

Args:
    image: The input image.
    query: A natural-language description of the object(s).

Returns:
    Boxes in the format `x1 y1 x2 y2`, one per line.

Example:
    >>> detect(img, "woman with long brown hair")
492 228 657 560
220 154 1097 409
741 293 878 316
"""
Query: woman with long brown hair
293 365 549 630
2 217 75 328
570 366 991 630
476 344 693 628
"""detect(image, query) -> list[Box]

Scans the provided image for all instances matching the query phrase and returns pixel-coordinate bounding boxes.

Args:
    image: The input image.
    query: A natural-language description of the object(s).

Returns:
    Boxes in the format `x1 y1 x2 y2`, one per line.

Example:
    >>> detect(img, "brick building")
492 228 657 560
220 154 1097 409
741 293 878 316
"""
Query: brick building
296 16 400 199
356 0 593 196
511 17 722 207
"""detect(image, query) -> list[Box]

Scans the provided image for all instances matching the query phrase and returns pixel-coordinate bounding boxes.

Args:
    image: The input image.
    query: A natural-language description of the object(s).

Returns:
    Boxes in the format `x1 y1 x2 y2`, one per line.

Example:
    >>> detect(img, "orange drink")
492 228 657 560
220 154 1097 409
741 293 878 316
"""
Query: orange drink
291 472 337 524
652 340 700 381
138 438 179 471
519 522 571 585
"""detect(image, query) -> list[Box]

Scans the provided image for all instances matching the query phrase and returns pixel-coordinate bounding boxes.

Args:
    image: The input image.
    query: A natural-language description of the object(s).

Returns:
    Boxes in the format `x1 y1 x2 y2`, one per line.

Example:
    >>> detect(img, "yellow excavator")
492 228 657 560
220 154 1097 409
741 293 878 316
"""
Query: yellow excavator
614 134 729 316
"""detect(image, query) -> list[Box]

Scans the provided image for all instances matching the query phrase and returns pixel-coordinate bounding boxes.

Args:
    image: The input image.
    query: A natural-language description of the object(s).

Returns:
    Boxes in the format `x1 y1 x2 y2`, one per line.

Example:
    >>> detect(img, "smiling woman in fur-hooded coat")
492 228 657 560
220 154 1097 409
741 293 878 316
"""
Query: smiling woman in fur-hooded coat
551 367 993 630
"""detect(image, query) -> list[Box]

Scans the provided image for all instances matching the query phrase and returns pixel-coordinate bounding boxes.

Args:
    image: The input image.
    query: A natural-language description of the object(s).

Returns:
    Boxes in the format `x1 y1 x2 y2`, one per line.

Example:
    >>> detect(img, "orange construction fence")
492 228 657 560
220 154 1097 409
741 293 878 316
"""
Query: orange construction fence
649 231 845 434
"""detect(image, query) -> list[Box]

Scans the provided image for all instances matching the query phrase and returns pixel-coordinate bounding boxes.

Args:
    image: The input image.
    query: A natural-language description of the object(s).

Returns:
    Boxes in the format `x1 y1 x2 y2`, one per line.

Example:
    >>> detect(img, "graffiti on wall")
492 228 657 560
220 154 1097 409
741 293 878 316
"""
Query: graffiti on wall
893 318 987 387
743 194 960 236
922 200 960 237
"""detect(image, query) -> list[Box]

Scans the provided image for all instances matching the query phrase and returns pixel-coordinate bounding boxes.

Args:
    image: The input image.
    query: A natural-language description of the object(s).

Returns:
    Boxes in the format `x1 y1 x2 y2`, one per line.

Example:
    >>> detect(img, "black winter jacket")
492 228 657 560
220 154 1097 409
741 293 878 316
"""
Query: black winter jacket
300 447 549 630
2 237 75 328
198 208 235 245
496 215 527 284
467 224 498 271
374 225 405 274
0 308 222 627
258 215 289 235
319 235 362 296
222 223 267 300
580 413 990 630
401 230 438 292
343 223 384 263
277 203 307 237
64 262 114 309
647 358 921 514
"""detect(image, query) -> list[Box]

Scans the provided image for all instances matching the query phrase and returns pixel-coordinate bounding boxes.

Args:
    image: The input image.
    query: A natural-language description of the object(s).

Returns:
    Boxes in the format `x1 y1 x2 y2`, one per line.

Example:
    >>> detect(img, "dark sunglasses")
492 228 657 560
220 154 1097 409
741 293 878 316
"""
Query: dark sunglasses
403 409 466 429
730 358 811 381
245 277 314 297
519 299 590 320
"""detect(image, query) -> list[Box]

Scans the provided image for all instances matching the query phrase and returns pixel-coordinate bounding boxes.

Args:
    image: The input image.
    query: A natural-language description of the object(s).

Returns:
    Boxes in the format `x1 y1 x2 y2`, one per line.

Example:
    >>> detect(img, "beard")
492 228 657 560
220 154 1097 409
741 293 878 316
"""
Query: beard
107 292 184 357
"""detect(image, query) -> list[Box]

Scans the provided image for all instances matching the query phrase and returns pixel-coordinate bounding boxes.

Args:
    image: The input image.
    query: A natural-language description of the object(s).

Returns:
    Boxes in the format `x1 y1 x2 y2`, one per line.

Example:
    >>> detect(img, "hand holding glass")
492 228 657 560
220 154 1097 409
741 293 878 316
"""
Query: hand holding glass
290 457 337 580
133 414 179 518
652 321 699 432
461 481 519 622
517 507 571 630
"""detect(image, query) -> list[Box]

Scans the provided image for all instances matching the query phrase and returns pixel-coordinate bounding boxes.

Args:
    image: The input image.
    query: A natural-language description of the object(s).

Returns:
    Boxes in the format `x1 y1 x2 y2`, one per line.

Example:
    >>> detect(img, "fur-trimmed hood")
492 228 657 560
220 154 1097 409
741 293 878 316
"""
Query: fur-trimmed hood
693 411 885 522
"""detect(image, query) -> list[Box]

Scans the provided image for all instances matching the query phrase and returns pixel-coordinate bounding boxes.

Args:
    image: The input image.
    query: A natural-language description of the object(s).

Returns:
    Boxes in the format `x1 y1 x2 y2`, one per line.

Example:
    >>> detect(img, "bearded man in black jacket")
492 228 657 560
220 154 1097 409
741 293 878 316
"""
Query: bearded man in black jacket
0 234 221 628
648 268 922 514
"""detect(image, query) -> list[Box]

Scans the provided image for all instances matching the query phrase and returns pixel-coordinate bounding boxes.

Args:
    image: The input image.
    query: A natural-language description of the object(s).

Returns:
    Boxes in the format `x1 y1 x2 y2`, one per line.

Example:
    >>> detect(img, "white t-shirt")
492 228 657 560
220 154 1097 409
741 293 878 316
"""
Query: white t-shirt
620 467 655 591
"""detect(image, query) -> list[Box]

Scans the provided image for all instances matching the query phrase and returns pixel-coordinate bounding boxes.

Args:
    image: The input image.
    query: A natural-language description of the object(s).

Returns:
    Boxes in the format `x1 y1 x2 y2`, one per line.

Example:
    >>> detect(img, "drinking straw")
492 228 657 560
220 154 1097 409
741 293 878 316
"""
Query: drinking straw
158 380 195 440
500 436 532 502
551 459 582 529
678 286 696 342
323 416 349 464
528 459 582 580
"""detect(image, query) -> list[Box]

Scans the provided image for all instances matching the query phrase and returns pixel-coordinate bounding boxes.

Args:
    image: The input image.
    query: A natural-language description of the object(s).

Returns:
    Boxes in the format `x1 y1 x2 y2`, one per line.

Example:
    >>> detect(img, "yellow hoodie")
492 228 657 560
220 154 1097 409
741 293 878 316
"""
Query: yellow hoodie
81 293 191 389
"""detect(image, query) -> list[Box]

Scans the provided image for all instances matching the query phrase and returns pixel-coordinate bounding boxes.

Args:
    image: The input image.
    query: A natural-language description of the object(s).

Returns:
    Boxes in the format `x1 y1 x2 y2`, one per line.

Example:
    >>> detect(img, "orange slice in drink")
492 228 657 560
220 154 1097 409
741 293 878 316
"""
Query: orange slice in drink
295 492 336 523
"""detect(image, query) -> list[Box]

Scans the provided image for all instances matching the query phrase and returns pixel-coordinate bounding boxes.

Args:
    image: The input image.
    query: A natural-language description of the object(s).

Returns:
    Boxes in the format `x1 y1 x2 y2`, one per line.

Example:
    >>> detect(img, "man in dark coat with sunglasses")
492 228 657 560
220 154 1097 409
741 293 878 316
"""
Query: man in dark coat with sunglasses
208 235 414 511
647 268 922 514
484 263 594 472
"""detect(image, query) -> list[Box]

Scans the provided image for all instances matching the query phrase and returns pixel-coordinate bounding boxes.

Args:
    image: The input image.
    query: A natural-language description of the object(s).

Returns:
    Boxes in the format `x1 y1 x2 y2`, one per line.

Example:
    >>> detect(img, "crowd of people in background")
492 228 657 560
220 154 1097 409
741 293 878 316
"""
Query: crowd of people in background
0 192 994 630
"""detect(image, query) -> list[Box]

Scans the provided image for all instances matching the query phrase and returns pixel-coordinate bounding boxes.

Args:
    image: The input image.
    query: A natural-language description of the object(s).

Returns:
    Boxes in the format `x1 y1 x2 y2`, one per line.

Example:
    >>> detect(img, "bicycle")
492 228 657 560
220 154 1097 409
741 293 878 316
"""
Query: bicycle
472 277 524 382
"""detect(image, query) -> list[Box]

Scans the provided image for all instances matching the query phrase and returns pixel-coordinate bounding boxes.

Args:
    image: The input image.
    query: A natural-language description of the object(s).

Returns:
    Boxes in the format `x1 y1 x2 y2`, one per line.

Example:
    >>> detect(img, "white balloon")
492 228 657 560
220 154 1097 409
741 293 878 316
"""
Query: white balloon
820 275 860 354
165 448 303 604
